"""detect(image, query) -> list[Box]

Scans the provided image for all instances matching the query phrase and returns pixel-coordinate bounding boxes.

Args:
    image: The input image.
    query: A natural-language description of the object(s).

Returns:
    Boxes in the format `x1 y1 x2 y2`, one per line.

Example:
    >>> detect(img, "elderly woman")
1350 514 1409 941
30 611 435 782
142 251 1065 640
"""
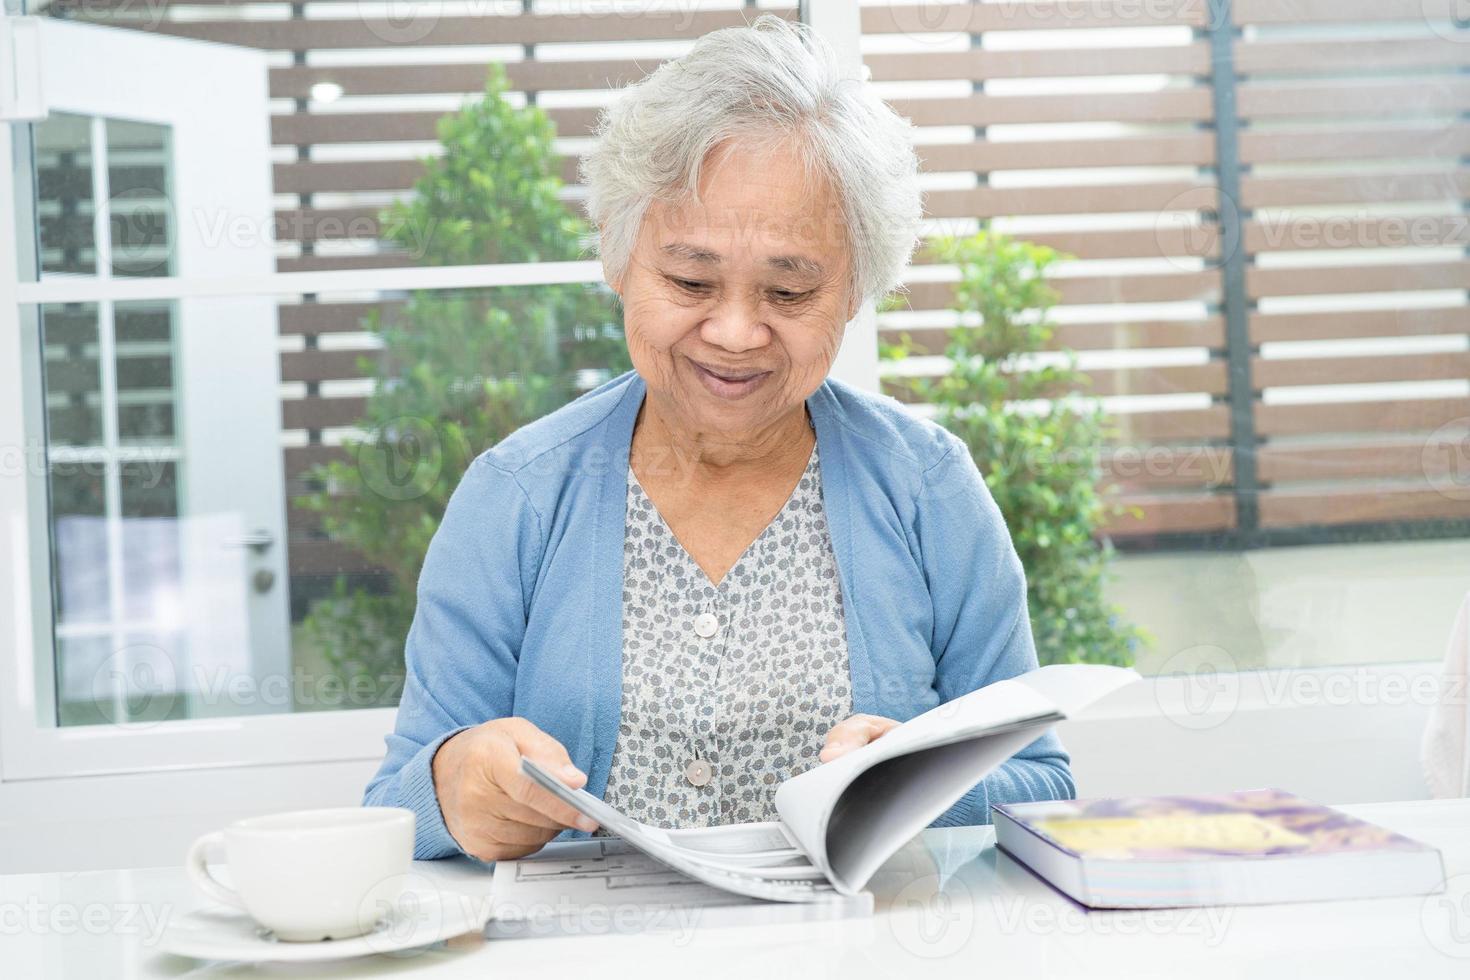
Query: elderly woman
365 15 1072 862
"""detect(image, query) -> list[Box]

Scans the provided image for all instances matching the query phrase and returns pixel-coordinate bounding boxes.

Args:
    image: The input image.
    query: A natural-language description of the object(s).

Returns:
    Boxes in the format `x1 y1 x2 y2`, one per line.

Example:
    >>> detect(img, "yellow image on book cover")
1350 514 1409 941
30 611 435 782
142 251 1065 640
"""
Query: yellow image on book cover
992 788 1447 908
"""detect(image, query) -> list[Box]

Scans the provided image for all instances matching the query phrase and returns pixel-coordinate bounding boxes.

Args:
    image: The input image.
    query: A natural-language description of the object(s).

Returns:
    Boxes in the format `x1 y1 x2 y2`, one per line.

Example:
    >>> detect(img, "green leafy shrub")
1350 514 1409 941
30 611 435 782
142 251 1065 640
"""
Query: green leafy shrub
882 231 1143 666
294 64 629 698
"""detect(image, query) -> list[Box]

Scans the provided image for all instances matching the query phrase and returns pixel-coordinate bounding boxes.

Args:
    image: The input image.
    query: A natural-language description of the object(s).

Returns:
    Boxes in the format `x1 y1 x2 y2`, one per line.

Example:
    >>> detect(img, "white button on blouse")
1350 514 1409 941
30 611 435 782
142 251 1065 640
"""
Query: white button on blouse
684 759 713 787
601 441 854 829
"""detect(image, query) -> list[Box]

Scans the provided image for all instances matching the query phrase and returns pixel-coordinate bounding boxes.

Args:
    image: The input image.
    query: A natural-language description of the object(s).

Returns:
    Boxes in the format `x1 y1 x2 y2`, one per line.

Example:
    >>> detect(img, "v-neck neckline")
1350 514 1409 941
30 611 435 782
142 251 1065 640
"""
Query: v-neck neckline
578 372 882 807
628 441 819 591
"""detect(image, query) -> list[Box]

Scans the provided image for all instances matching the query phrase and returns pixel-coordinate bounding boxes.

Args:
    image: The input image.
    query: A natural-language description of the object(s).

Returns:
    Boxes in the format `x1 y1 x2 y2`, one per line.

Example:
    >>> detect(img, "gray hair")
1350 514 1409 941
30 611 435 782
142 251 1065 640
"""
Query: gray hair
579 14 923 307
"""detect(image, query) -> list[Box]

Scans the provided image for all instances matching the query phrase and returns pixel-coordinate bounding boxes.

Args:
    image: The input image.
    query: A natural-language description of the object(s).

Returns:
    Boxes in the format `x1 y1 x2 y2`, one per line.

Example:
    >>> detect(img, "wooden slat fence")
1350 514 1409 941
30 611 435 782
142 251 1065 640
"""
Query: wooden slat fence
47 0 1470 582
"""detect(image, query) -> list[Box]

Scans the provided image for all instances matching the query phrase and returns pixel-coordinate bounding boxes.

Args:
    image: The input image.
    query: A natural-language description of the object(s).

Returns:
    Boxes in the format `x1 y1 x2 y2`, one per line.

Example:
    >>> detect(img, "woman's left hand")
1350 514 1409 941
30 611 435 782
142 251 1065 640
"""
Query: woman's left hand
819 714 901 763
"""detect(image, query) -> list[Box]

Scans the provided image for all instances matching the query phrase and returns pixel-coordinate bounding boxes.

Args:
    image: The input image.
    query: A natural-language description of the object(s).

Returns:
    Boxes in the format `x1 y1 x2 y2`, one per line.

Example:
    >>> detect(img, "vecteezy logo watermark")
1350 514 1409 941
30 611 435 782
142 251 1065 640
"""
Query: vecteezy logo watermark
0 440 175 481
882 0 1227 46
108 185 175 278
1155 186 1239 271
487 896 702 943
1153 644 1240 730
1422 418 1470 502
1422 873 1470 958
90 643 180 729
52 0 169 30
355 0 709 47
1251 211 1470 250
881 0 983 43
357 871 463 956
0 897 172 946
1151 653 1459 731
357 416 445 501
887 876 975 958
1423 0 1470 43
360 0 444 44
991 895 1234 945
88 649 407 723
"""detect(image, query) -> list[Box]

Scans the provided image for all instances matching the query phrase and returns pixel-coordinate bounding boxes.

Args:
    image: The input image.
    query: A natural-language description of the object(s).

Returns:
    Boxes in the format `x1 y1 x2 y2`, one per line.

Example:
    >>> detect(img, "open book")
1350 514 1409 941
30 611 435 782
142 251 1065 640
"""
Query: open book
520 663 1138 902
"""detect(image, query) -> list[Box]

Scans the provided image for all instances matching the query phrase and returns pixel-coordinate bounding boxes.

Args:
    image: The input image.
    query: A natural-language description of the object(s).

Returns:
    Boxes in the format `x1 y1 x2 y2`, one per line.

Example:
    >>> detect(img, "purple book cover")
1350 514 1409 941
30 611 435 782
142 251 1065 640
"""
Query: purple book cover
993 788 1435 862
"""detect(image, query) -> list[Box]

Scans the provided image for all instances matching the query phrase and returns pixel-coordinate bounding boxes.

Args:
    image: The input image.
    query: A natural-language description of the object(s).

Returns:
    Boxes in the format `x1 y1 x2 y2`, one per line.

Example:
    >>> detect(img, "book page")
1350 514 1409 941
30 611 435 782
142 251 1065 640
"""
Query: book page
486 838 871 940
664 822 796 854
519 758 845 902
1013 662 1141 717
773 664 1140 894
662 823 806 869
820 721 1057 892
522 664 1138 902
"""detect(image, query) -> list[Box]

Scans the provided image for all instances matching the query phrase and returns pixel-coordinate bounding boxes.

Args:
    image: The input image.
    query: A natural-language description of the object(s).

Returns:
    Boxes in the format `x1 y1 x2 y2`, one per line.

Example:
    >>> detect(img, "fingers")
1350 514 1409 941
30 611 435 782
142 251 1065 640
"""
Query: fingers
820 714 901 763
494 795 579 833
486 721 600 833
500 765 600 834
502 717 576 768
437 719 604 862
459 808 559 850
457 816 558 863
476 806 562 848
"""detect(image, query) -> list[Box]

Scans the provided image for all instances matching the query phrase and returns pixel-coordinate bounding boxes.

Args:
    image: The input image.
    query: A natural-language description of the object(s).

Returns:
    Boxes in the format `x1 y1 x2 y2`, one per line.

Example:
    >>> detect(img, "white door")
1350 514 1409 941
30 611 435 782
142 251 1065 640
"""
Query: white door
3 18 291 723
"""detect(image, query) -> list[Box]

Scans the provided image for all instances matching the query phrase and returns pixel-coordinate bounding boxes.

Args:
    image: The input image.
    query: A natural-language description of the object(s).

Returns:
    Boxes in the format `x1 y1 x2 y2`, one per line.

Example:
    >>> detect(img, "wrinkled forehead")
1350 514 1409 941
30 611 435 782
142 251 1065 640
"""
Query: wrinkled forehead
643 141 851 270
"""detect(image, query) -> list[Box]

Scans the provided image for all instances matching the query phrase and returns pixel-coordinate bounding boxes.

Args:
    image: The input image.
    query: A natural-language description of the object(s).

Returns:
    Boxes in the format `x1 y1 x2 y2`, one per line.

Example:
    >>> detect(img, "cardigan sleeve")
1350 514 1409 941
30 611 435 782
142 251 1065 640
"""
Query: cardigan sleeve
914 438 1076 827
362 454 542 859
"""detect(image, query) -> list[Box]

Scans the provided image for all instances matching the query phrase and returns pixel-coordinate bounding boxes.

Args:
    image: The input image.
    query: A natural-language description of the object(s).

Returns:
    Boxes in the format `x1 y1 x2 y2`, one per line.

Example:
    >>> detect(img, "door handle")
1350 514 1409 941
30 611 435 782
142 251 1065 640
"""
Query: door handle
224 529 275 554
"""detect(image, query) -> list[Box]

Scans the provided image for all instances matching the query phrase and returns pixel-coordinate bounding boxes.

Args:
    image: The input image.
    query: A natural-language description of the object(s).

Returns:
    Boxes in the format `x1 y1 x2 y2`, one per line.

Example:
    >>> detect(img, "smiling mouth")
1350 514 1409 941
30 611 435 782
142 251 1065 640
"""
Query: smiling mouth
689 359 772 397
696 363 766 383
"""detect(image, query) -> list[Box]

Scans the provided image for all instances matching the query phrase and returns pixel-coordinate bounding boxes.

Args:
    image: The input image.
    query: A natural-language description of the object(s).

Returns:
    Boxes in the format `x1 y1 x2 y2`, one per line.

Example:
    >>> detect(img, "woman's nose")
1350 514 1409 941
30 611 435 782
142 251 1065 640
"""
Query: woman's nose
699 297 770 353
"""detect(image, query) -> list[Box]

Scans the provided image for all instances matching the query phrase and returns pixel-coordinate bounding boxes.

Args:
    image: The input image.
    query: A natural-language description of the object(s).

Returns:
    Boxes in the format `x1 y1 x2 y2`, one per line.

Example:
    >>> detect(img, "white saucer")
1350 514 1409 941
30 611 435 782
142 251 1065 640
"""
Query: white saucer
158 887 487 963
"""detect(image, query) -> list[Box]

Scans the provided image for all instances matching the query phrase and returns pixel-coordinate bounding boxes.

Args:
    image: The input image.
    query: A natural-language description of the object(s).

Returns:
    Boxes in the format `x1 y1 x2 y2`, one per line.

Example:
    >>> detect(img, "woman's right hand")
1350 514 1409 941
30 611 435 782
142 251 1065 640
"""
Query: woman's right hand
430 717 600 862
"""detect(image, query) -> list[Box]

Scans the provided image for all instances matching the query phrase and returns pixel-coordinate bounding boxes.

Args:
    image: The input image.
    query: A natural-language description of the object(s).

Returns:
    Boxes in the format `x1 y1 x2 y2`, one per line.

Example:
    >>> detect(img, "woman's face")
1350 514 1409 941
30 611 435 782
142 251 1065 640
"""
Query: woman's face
610 139 858 440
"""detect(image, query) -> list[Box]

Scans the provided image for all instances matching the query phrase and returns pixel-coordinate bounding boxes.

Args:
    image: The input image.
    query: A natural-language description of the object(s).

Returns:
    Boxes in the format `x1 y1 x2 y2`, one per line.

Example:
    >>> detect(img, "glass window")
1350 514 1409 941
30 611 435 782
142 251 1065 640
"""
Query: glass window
15 5 792 731
11 2 1466 752
861 0 1470 674
27 280 625 724
105 120 173 279
114 302 177 444
35 112 96 277
38 293 187 725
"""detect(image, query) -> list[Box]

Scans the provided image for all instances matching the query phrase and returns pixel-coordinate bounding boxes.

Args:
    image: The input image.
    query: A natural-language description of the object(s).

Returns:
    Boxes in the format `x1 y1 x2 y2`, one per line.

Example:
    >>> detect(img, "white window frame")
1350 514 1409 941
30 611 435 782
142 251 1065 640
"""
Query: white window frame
0 6 881 785
0 5 1447 800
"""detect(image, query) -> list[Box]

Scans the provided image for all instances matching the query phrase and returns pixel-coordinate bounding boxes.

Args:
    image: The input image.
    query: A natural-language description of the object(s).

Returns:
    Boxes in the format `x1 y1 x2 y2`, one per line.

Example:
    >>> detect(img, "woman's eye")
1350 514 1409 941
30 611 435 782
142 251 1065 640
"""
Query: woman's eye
771 289 811 304
671 278 709 293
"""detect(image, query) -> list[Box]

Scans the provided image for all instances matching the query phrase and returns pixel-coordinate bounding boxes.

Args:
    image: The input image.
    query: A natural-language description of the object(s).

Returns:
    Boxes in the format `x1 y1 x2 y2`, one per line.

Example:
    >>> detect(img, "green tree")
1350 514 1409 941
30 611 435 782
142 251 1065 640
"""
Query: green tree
294 64 629 699
882 231 1142 666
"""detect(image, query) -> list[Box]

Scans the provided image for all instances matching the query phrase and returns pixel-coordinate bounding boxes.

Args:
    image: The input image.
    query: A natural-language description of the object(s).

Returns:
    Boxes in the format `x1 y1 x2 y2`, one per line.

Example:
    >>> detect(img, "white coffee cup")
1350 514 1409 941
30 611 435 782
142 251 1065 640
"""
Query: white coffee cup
186 807 414 942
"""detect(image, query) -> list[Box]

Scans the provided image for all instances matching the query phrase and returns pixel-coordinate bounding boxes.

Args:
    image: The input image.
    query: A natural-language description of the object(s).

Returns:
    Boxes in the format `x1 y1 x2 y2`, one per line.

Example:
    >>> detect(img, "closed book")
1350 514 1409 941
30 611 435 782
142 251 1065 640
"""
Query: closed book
992 788 1446 909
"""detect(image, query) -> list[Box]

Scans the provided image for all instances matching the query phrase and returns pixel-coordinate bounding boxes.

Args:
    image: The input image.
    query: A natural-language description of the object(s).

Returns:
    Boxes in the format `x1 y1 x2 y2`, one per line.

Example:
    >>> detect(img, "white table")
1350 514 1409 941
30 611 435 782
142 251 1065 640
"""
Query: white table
3 798 1469 979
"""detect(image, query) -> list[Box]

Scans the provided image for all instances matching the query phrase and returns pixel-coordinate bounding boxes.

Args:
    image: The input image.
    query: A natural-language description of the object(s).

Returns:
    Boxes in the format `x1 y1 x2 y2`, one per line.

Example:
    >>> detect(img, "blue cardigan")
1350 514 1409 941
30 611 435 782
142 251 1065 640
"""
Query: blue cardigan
364 370 1074 859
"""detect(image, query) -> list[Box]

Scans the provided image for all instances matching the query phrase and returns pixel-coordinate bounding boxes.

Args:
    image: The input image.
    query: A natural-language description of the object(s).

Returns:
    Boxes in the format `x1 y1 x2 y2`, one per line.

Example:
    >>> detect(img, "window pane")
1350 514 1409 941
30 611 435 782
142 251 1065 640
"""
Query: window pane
18 2 768 725
48 460 107 625
115 303 177 444
281 284 625 714
56 635 187 728
30 282 626 724
45 1 797 275
34 113 96 277
106 119 173 279
41 304 103 447
119 459 181 623
860 2 1470 673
